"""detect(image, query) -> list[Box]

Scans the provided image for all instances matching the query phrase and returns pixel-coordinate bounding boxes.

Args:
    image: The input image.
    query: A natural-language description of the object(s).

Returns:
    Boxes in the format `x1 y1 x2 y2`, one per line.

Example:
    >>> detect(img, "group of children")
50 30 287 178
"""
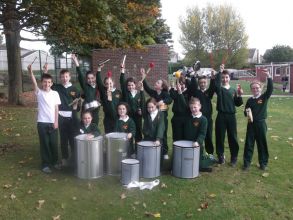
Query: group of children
29 56 273 174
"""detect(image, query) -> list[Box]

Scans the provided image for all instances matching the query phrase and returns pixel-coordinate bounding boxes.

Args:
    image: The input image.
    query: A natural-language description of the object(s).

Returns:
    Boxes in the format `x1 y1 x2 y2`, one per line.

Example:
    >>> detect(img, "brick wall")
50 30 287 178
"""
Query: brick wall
92 44 169 89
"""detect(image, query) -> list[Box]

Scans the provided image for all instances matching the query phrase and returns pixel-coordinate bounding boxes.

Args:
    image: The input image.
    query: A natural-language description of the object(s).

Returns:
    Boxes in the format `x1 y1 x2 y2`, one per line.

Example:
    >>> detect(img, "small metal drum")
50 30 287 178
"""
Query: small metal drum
84 100 101 110
105 132 129 175
172 140 200 178
121 159 139 185
137 141 161 178
75 134 104 179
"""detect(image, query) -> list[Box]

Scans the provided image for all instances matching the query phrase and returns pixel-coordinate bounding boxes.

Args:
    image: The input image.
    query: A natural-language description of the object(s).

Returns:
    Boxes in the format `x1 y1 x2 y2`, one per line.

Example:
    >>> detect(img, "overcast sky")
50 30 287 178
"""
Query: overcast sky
160 0 293 56
20 0 293 56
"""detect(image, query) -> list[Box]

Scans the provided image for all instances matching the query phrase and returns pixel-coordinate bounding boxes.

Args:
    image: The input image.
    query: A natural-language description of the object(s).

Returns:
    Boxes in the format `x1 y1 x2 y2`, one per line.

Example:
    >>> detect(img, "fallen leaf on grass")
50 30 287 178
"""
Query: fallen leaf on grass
61 203 66 209
18 160 26 164
239 138 244 143
10 194 16 200
51 179 57 182
262 173 269 178
197 208 202 212
208 193 216 198
134 201 140 205
36 200 45 209
52 215 61 220
274 156 278 160
185 213 193 218
162 201 167 206
256 180 261 183
288 137 293 140
3 184 12 189
264 194 269 199
145 212 161 218
143 202 147 208
27 172 32 177
87 183 92 190
160 183 167 188
268 128 272 131
230 190 234 194
200 202 208 209
15 133 20 137
72 197 77 201
27 190 33 194
120 193 126 200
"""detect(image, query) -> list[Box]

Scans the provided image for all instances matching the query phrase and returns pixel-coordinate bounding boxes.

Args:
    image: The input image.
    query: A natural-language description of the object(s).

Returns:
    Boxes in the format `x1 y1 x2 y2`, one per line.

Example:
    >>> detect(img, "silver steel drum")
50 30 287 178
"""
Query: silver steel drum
172 140 200 178
105 132 129 175
121 159 139 185
75 134 104 179
137 141 161 178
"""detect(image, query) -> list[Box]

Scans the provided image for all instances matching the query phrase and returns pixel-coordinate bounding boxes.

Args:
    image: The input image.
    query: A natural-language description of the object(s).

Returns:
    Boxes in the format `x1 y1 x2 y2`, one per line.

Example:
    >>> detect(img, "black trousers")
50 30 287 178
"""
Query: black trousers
59 115 75 159
37 122 58 168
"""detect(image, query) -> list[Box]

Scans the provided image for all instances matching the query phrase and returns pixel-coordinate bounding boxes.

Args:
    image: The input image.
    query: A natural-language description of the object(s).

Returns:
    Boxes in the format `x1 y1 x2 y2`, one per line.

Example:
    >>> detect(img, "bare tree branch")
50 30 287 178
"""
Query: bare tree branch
20 36 46 41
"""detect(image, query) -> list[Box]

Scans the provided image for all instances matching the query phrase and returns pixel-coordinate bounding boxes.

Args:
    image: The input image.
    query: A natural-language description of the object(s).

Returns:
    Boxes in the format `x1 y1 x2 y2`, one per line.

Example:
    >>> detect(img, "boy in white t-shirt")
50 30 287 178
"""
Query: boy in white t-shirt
28 64 61 173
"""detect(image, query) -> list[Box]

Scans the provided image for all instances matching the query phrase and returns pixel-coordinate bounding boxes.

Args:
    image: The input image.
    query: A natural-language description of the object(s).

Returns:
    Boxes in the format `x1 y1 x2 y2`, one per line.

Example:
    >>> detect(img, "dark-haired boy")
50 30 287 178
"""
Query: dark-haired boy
214 65 243 166
28 64 61 174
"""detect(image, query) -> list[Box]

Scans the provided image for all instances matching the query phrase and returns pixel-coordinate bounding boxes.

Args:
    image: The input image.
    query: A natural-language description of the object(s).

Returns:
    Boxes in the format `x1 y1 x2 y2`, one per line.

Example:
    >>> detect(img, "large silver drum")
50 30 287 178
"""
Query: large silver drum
75 134 104 179
137 141 161 178
121 159 139 185
172 140 200 178
105 132 129 175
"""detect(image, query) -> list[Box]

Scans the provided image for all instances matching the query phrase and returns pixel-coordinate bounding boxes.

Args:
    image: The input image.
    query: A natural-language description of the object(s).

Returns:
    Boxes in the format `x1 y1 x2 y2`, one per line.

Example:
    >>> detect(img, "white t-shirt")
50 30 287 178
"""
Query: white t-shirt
36 89 61 123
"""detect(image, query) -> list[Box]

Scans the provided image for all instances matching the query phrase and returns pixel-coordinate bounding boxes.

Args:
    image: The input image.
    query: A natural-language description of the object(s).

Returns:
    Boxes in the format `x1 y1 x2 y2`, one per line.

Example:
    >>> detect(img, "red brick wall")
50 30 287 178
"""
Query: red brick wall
92 44 169 89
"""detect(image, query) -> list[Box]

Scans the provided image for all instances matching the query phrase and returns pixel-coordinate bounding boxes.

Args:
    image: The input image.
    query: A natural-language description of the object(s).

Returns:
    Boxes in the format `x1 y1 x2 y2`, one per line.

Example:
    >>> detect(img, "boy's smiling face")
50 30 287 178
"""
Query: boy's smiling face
60 72 71 85
41 78 53 91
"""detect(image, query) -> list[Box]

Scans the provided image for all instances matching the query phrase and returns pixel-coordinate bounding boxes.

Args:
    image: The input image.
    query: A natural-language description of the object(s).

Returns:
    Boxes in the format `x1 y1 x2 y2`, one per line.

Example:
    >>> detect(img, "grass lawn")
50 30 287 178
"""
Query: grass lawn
1 96 293 220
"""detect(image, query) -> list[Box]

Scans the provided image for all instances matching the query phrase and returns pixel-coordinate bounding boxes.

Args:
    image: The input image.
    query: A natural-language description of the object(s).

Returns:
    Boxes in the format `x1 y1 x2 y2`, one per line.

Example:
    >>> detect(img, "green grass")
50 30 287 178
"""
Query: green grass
1 97 293 219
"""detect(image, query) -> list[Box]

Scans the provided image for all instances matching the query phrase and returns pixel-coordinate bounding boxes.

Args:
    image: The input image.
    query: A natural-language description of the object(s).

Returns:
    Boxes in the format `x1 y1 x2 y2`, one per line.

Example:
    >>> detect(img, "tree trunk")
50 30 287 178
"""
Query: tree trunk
3 0 22 105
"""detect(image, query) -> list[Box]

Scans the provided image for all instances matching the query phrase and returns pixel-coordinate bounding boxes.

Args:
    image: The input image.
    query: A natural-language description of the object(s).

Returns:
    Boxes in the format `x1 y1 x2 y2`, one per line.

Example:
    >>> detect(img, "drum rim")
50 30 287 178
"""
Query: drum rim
105 132 128 139
173 140 194 148
75 134 103 141
137 140 161 147
121 159 139 164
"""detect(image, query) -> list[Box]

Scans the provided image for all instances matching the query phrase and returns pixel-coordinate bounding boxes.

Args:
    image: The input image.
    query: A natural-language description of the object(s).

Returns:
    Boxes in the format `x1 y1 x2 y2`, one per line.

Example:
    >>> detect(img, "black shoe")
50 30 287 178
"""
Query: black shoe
218 155 225 164
199 167 213 172
230 157 237 167
242 165 249 171
260 165 267 171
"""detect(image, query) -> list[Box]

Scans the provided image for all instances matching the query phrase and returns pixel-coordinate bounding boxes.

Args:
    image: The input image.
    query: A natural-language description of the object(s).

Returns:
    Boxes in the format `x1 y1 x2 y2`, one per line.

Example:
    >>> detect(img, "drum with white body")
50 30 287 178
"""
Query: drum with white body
172 140 200 178
75 134 104 179
137 141 161 178
121 159 139 185
105 132 129 175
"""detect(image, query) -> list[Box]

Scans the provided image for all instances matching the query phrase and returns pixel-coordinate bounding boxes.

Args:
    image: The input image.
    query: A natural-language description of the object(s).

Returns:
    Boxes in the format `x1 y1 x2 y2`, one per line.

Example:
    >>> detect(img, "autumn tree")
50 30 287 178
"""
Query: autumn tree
0 0 171 104
263 45 293 63
179 4 248 69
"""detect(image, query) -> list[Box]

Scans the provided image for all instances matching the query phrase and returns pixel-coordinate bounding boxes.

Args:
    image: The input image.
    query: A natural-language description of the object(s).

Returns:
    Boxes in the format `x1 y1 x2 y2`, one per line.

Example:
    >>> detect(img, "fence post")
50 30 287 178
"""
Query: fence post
39 50 42 73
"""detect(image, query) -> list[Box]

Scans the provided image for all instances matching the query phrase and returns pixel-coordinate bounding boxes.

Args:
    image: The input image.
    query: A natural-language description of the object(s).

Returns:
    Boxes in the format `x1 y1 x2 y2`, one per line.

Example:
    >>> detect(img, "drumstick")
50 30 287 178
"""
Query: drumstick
31 56 38 65
68 97 82 106
98 59 110 66
121 55 126 67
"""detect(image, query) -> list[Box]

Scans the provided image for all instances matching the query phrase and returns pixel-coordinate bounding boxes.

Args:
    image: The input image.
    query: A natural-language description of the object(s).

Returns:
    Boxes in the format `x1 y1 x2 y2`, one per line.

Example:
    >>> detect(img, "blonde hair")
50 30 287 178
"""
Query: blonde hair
250 80 263 89
189 97 201 105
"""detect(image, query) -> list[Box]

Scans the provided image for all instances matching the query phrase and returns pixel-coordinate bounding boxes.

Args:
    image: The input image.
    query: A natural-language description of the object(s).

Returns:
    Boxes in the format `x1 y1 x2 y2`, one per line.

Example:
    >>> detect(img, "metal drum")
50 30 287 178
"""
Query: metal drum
75 134 104 179
137 141 161 178
121 159 139 185
172 140 200 178
105 132 129 175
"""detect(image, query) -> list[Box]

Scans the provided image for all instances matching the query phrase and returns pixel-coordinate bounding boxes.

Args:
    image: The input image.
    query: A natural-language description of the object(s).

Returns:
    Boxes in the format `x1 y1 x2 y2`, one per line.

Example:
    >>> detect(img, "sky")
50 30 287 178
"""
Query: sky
20 0 293 56
160 0 293 56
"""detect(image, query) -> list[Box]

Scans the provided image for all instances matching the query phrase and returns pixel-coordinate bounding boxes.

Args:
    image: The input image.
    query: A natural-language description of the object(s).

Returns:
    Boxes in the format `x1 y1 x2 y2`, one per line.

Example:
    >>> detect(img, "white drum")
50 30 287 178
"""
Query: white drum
105 132 129 176
172 140 200 178
75 134 104 179
137 141 161 178
121 159 139 185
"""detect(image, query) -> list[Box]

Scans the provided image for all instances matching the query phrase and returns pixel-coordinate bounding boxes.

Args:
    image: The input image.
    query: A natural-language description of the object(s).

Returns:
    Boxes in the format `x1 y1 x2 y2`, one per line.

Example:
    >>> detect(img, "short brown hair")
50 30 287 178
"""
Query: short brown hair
189 97 201 105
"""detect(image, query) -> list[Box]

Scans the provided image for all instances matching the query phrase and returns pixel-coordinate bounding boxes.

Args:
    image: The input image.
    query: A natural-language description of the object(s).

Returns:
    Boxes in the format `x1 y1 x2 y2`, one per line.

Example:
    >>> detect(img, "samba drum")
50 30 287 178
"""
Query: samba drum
137 141 161 178
75 134 104 179
172 140 200 178
121 159 139 185
105 132 129 176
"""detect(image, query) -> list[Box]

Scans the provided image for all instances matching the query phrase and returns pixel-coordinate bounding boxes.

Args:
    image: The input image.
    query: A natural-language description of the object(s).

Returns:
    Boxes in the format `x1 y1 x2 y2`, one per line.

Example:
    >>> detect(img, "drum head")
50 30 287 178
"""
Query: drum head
106 132 127 139
122 159 139 164
75 134 103 141
137 141 157 147
173 140 193 148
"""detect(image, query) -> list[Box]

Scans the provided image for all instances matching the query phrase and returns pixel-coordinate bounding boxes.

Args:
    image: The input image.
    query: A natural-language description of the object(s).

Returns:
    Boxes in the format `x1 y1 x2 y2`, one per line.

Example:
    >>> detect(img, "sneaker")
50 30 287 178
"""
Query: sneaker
218 155 225 164
53 164 61 170
260 165 267 171
163 154 169 160
42 167 52 174
230 157 237 167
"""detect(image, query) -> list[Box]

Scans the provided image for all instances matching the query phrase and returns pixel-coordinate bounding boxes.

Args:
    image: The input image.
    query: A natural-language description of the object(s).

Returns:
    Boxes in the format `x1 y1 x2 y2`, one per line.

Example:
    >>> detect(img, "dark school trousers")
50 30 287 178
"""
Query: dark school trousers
205 117 214 155
215 112 239 160
91 108 100 127
103 115 115 134
171 115 186 141
58 115 75 160
243 120 269 167
162 111 169 155
37 122 58 168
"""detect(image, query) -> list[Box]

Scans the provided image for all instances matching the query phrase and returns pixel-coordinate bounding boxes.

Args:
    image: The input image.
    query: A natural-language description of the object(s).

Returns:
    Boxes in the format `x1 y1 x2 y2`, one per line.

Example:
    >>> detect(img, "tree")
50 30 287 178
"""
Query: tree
0 0 171 104
179 4 248 69
263 45 293 63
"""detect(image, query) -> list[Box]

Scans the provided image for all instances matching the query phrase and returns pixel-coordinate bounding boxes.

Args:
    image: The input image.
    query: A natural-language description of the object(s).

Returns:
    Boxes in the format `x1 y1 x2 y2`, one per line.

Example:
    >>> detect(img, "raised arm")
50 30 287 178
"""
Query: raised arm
72 54 86 90
264 70 273 99
120 65 127 101
28 64 39 92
